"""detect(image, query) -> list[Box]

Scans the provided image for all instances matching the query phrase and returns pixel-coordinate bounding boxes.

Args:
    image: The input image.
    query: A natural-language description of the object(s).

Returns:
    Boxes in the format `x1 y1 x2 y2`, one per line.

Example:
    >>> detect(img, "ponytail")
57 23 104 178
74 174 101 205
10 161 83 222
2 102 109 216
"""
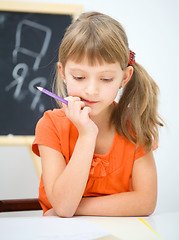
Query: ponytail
111 62 163 152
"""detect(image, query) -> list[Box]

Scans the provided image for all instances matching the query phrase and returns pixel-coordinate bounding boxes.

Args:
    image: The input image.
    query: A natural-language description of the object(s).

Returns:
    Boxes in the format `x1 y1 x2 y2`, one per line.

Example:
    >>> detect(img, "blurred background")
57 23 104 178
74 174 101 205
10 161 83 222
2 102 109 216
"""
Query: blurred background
0 0 179 215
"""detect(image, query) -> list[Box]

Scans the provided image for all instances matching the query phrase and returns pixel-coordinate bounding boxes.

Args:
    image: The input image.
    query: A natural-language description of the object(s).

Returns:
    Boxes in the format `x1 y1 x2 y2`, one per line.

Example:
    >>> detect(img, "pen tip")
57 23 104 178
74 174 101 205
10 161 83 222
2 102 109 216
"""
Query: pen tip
36 86 42 91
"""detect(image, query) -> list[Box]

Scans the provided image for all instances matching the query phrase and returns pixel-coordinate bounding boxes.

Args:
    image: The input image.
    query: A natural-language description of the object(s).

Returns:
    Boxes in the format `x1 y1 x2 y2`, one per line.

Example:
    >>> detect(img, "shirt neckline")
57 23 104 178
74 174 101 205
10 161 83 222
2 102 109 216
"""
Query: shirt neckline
93 131 118 159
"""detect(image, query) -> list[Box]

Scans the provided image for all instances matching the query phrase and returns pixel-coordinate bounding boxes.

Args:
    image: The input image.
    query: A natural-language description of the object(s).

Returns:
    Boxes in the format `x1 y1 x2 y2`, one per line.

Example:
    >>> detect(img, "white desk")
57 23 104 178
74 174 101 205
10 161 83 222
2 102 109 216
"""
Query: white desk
0 211 178 240
143 212 179 240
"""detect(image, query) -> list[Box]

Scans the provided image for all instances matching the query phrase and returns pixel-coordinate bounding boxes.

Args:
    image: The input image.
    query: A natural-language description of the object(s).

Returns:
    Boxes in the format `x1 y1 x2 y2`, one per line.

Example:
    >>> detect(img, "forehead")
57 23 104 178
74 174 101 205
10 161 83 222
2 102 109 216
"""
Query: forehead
65 58 122 73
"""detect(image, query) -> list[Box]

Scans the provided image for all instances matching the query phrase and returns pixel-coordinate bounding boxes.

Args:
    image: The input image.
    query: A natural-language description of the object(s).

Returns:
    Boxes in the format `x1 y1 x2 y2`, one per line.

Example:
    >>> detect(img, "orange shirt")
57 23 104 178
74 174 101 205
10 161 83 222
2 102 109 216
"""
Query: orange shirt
32 108 153 214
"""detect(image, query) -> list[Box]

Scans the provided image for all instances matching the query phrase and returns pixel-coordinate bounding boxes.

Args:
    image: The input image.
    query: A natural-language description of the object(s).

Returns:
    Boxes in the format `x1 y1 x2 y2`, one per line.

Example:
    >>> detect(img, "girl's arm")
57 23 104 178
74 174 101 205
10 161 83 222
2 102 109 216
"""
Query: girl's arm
75 151 157 217
39 134 96 218
39 97 98 218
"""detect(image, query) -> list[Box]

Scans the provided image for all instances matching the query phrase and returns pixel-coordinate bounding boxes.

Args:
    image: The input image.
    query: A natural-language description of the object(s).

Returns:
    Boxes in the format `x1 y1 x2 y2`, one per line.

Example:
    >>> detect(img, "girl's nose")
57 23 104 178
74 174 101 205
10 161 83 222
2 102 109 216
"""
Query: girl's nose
85 80 98 96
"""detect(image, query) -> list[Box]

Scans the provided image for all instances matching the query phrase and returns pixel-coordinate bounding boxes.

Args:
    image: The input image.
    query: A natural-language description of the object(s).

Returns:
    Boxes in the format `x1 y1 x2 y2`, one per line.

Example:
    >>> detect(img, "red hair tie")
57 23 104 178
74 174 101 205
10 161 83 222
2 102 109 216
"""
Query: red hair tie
128 49 136 66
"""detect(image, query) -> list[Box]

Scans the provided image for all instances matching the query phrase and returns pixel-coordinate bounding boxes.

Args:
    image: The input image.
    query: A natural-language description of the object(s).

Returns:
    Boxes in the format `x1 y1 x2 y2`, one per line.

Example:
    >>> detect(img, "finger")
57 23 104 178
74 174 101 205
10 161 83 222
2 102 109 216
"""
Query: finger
65 96 81 111
63 97 85 121
72 100 86 119
80 106 91 120
74 100 85 110
65 96 81 102
67 97 85 111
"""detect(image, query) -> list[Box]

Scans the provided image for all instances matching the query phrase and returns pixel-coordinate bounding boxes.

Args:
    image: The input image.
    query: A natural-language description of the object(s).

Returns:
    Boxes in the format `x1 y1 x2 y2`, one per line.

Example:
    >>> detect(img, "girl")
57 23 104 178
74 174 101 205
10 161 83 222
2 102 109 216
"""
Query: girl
32 12 163 217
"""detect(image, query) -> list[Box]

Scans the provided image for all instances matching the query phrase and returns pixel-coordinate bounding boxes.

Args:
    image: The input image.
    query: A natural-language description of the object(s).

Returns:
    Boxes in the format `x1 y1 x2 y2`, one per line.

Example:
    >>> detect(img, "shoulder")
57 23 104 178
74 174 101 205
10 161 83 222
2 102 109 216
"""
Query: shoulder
32 108 73 156
37 108 69 129
35 107 74 140
115 133 157 161
42 108 67 121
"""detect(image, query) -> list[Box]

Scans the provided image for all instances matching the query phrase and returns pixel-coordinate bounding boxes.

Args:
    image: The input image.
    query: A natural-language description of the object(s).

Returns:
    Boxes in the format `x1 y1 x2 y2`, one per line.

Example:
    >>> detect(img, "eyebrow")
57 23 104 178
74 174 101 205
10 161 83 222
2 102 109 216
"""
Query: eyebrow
69 68 116 74
69 68 86 72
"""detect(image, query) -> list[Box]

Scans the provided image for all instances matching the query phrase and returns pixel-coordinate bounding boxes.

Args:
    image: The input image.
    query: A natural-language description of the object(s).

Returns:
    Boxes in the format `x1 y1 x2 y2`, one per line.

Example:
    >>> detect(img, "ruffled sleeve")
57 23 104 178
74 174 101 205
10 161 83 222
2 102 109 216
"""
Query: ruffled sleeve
134 143 158 161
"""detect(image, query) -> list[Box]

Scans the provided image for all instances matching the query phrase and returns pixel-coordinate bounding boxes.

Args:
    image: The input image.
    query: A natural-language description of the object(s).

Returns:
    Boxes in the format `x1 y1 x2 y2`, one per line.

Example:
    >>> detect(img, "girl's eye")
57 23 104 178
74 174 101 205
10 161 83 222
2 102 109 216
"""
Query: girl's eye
101 78 113 82
73 76 85 80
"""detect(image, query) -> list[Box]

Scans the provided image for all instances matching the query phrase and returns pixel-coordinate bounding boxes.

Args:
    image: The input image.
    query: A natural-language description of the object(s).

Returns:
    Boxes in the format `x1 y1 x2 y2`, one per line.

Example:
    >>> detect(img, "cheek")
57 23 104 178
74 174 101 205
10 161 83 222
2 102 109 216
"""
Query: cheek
103 84 120 100
106 91 119 104
66 81 80 97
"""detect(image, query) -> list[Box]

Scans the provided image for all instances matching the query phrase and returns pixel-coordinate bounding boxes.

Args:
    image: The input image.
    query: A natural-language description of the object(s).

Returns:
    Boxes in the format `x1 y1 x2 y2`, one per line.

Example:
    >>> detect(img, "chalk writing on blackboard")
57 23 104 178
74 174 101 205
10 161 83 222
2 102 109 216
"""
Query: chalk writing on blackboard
13 19 52 71
5 19 52 112
0 9 73 135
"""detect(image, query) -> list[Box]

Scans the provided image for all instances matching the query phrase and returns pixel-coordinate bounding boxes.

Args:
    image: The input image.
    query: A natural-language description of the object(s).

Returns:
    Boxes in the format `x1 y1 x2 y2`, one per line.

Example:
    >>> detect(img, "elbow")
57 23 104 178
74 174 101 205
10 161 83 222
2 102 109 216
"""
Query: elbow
57 210 75 218
54 203 76 218
145 204 156 216
138 189 157 216
52 190 76 218
142 199 157 216
143 208 155 217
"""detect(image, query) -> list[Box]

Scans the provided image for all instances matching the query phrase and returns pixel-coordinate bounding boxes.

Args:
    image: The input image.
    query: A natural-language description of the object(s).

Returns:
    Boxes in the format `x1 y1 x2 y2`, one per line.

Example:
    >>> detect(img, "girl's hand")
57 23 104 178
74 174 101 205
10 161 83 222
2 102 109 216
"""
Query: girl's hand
62 96 98 137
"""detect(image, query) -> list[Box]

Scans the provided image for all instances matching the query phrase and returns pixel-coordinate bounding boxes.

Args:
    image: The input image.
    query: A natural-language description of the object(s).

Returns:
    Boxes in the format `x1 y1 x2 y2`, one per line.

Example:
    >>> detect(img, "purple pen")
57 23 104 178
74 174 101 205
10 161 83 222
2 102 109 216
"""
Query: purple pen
37 87 68 105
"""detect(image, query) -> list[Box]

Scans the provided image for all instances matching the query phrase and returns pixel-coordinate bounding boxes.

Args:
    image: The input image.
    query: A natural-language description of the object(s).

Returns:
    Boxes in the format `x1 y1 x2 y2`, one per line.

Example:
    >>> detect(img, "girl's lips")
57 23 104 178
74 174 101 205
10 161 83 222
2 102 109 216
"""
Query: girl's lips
82 99 99 104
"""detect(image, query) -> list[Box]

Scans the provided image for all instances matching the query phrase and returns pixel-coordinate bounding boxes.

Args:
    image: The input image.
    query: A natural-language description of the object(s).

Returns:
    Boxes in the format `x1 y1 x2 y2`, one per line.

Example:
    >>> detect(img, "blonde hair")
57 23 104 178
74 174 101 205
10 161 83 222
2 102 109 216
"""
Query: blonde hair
53 11 163 152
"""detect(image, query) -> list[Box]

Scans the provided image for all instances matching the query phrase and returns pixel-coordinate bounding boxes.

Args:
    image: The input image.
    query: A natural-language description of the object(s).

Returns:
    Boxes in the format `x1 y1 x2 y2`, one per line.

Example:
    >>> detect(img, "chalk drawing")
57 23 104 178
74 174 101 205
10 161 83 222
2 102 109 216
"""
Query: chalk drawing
29 77 47 111
5 63 28 99
12 19 52 71
5 19 53 112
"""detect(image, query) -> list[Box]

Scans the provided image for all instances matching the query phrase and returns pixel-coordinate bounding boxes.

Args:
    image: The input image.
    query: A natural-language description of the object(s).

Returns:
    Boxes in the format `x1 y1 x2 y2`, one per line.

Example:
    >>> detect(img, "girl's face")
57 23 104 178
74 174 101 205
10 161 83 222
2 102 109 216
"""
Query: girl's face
59 58 132 117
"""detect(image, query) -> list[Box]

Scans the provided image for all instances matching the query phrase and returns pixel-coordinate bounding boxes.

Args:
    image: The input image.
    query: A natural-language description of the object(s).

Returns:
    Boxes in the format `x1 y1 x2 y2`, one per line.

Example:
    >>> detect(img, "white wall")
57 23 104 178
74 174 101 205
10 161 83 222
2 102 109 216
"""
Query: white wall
0 146 39 199
1 0 179 214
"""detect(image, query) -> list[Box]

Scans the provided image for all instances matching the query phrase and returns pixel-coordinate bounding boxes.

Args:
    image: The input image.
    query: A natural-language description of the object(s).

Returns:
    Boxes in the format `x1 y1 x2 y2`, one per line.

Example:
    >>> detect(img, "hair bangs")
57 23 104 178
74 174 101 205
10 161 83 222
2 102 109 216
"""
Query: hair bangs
68 41 119 66
60 18 127 67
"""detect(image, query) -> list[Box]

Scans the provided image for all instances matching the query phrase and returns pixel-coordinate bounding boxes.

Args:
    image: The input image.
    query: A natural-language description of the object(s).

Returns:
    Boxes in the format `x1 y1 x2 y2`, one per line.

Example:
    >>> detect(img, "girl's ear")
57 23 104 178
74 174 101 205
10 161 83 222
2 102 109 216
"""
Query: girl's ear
120 66 134 88
57 62 66 83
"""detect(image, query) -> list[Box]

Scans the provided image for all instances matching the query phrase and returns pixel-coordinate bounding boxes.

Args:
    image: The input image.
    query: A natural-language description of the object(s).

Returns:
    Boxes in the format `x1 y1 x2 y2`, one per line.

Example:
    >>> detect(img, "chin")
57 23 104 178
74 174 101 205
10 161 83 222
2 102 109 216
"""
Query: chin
89 109 101 118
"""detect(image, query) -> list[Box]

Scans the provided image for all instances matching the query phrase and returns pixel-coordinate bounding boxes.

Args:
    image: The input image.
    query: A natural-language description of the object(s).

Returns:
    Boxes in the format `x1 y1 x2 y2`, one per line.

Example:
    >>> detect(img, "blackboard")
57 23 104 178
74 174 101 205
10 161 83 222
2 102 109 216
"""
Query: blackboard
0 2 82 136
